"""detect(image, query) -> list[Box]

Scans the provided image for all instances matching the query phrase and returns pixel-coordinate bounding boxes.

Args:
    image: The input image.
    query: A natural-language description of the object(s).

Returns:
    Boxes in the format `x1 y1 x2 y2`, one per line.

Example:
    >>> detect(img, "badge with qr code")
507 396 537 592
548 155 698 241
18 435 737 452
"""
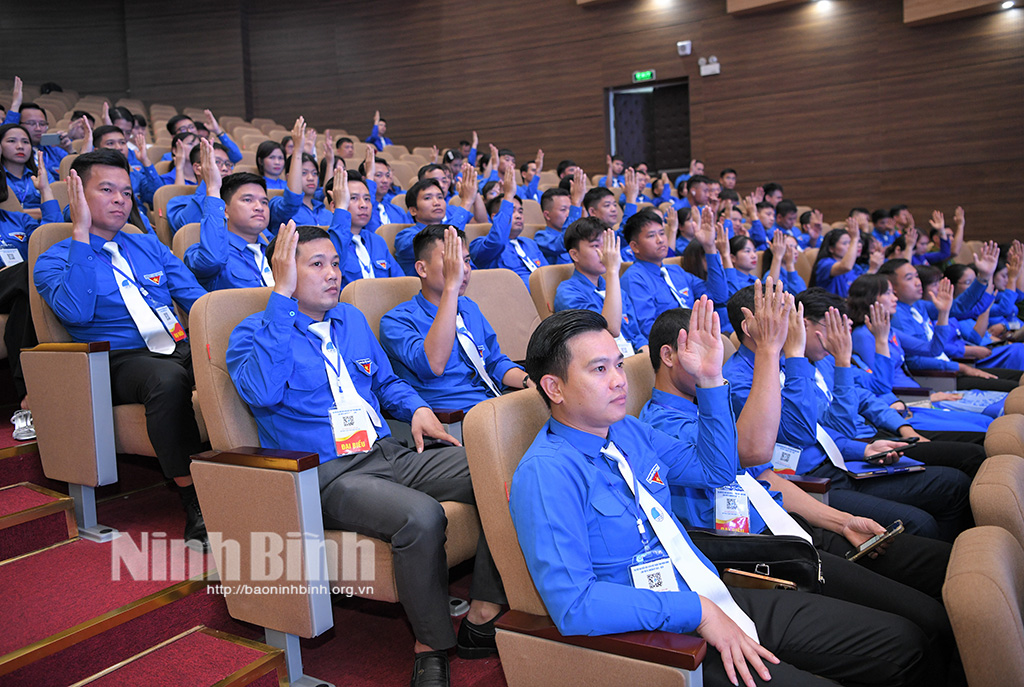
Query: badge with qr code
715 482 750 533
330 406 376 456
630 555 678 592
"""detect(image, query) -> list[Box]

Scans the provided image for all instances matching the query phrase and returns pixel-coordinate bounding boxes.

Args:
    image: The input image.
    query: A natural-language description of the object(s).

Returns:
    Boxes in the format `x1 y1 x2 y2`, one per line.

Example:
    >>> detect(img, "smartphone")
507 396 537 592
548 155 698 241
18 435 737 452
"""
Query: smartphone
846 520 904 561
863 449 905 465
876 436 919 445
722 568 797 591
40 132 61 147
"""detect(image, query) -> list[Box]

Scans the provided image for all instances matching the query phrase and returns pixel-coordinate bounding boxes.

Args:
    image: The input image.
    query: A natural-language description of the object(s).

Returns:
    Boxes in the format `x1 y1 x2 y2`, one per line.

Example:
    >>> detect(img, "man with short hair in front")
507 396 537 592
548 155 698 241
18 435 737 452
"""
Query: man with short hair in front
227 222 505 687
510 306 929 687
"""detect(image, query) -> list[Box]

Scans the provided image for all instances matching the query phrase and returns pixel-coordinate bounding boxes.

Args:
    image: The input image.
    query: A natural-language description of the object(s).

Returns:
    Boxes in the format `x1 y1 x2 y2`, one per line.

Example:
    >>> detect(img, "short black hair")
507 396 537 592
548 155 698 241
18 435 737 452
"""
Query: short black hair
726 285 756 345
412 224 466 262
582 187 614 212
762 182 783 197
486 194 520 218
622 207 663 245
166 114 193 135
109 106 133 124
795 287 846 321
558 176 573 191
71 148 131 183
648 308 692 372
324 170 366 203
19 102 47 118
720 168 737 178
877 258 910 277
686 175 712 193
871 209 891 224
563 217 609 253
941 263 970 286
556 159 578 177
358 156 389 176
72 110 96 125
540 186 569 212
266 225 331 263
133 113 147 127
849 207 870 218
917 264 942 288
525 309 609 408
92 125 124 147
775 200 798 217
417 163 445 180
719 188 740 203
405 178 443 209
220 172 267 204
519 160 535 174
497 148 515 159
190 141 228 166
336 137 353 148
889 204 909 217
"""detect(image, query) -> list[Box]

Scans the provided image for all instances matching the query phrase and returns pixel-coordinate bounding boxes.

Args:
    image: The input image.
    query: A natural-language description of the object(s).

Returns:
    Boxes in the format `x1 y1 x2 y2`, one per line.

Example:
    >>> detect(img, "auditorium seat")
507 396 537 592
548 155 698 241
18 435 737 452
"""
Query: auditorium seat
152 185 195 247
985 413 1024 460
463 387 706 687
187 286 482 686
528 263 574 320
464 268 540 362
172 222 200 262
22 223 208 542
375 223 412 255
970 454 1024 550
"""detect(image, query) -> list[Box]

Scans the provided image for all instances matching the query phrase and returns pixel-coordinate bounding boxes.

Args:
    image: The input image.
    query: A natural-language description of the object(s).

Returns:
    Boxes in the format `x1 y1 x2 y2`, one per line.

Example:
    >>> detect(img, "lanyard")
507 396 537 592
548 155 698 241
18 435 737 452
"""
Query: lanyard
602 444 650 550
239 244 270 285
305 325 344 381
94 243 158 305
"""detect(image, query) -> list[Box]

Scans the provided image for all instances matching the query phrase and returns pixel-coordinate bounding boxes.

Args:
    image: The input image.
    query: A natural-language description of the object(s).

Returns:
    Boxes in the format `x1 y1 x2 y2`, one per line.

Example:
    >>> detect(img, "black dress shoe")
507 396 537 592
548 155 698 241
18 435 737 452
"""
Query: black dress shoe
183 497 210 553
410 650 449 687
456 611 504 659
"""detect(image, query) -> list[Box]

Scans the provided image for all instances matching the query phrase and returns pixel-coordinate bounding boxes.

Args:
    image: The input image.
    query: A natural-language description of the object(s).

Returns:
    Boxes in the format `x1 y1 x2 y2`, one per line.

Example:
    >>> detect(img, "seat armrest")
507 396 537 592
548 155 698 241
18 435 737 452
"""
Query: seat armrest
952 357 977 364
892 386 930 397
496 610 706 671
193 447 320 472
382 408 465 423
779 474 830 493
28 341 111 353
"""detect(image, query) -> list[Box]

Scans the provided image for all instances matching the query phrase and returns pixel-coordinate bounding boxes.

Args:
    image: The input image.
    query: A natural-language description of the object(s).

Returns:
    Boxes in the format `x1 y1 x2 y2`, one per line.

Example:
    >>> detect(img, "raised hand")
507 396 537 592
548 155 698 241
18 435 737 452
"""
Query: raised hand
203 109 223 136
10 76 23 112
928 210 944 234
534 148 544 173
1007 241 1023 284
604 155 614 188
502 162 517 201
471 130 478 149
783 239 798 271
199 137 222 193
33 151 53 203
363 145 376 181
459 163 478 206
752 186 765 204
271 221 299 298
817 307 853 366
570 167 586 207
599 228 621 274
783 296 805 358
868 242 885 272
79 116 94 152
695 206 717 252
430 144 439 163
132 130 151 167
904 226 919 255
661 202 679 248
743 278 790 357
845 216 859 238
67 169 92 243
623 167 638 204
489 143 500 168
865 301 891 347
303 127 317 155
373 110 380 127
101 101 112 126
954 206 965 233
676 296 724 387
932 277 954 314
973 240 1000 281
442 226 466 294
715 221 731 267
770 230 786 261
330 159 349 210
740 194 757 220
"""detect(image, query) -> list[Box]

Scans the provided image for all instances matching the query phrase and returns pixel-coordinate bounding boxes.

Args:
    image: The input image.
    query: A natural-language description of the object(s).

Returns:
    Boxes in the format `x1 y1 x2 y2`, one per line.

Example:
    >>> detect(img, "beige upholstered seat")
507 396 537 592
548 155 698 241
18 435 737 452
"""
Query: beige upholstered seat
528 263 575 320
970 454 1024 550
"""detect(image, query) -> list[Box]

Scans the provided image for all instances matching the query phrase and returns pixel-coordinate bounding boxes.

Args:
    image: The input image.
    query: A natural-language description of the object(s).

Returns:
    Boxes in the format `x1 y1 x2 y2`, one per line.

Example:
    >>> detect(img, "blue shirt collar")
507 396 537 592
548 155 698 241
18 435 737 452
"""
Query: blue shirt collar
547 417 609 460
634 258 664 273
649 387 697 413
571 268 603 290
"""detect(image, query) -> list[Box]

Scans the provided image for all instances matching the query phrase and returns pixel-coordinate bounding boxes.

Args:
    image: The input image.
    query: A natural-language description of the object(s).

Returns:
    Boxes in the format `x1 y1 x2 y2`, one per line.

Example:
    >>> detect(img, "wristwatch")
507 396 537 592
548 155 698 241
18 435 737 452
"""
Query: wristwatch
522 373 530 389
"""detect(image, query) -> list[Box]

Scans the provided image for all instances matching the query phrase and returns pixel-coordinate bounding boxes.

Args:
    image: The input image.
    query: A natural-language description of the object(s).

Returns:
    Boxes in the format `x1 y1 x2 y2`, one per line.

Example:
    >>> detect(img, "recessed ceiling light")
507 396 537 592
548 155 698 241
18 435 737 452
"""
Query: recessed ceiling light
1002 1 1015 9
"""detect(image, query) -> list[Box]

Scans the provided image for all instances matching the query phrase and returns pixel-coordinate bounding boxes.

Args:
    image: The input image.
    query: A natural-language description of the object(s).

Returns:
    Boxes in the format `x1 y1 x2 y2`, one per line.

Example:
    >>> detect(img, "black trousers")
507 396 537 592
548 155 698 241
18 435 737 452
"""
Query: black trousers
957 366 1021 392
108 339 203 479
318 437 506 651
869 429 988 478
0 262 36 399
702 586 930 686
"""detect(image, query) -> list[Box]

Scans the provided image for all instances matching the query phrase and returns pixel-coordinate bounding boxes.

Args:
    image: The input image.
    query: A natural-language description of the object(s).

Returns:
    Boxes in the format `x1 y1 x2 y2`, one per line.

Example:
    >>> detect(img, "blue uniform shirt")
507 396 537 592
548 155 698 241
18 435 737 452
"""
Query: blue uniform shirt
0 200 62 259
269 188 332 229
167 182 207 233
379 293 521 413
183 196 272 291
263 177 288 191
812 257 864 298
159 133 242 164
394 205 473 276
640 388 782 536
3 166 41 208
469 200 548 288
891 301 960 372
533 205 583 265
34 231 207 350
510 407 738 637
553 269 647 351
324 208 403 288
621 256 728 337
227 292 426 463
365 125 392 152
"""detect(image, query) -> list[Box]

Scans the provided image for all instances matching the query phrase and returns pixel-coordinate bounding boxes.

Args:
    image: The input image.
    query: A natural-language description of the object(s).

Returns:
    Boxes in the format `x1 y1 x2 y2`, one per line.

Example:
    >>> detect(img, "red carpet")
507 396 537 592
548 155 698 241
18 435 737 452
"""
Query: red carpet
0 483 57 515
0 511 71 561
84 628 276 687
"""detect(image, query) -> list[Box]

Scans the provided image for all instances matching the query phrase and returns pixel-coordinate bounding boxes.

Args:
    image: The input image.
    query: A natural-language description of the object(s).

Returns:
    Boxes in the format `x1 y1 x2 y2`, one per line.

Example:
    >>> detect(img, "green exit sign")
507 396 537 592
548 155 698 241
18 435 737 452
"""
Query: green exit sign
632 69 656 83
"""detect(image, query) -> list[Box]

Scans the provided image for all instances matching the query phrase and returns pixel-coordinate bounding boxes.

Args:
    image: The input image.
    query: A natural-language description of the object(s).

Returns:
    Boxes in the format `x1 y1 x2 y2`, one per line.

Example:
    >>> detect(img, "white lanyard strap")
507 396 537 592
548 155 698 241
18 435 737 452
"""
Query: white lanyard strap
455 313 502 397
734 474 811 542
104 242 175 354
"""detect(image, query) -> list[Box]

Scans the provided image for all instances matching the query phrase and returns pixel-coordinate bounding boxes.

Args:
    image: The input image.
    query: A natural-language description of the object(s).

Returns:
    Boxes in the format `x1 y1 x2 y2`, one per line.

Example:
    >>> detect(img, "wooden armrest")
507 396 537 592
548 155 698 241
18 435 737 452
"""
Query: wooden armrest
27 341 111 353
192 447 320 472
913 370 958 378
382 408 465 423
495 610 706 671
779 474 830 494
951 357 976 364
892 386 930 397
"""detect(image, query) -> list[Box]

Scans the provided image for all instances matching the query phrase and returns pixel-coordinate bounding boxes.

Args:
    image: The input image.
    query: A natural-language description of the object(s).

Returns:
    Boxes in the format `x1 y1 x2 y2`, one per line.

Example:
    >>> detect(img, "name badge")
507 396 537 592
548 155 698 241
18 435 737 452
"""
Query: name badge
771 443 802 475
330 405 377 456
715 483 749 533
0 248 23 267
155 305 187 342
629 546 679 592
613 333 635 358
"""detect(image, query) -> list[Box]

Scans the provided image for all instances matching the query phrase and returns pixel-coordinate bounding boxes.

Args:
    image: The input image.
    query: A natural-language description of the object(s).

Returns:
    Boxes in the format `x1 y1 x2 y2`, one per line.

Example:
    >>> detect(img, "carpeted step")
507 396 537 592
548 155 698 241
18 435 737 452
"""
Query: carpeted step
69 625 283 687
0 482 76 561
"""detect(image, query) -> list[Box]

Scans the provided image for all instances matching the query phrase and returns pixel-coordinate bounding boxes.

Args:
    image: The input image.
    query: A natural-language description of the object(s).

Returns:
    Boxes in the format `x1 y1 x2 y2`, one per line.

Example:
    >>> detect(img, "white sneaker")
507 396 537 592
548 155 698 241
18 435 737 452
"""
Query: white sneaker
11 409 35 441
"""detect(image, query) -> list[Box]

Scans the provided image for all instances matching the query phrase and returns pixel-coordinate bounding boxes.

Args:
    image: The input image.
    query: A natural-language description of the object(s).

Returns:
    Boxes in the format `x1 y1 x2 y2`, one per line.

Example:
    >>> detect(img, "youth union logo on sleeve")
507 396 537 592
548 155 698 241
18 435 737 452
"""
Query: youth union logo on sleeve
646 465 664 485
144 271 164 286
356 358 374 375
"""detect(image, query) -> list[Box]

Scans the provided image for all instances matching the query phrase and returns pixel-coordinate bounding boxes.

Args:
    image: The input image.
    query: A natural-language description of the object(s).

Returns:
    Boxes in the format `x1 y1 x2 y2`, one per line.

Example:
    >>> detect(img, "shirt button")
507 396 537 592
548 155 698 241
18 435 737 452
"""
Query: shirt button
87 256 93 260
87 289 93 294
289 311 295 316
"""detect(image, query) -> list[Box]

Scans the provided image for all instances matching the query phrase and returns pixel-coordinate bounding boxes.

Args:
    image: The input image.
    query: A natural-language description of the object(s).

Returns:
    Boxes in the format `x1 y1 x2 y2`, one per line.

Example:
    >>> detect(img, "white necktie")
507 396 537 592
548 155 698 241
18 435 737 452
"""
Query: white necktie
734 474 811 543
378 202 389 226
352 234 375 279
779 369 847 472
104 242 175 355
813 368 833 402
660 266 687 307
245 243 275 287
455 313 502 397
308 321 382 437
601 442 759 642
911 307 950 361
512 239 538 273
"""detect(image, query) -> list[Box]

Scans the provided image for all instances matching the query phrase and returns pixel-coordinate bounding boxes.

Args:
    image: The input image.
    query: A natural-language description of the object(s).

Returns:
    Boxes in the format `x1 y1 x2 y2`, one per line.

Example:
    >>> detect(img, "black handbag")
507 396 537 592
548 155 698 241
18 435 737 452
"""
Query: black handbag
686 527 824 593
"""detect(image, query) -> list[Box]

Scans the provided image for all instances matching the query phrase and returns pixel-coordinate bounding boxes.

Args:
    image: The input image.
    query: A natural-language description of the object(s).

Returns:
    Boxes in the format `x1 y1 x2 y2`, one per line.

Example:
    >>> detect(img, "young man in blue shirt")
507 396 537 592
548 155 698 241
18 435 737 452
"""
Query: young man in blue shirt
34 150 209 549
184 141 273 291
554 218 646 355
396 171 476 276
597 154 625 188
358 155 411 227
268 118 331 229
159 111 242 164
166 141 235 233
469 166 547 289
365 110 392 151
534 172 585 265
517 150 543 204
640 299 958 684
88 125 162 208
227 223 504 687
511 307 928 687
15 102 72 180
621 207 728 338
380 226 527 413
322 166 403 288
